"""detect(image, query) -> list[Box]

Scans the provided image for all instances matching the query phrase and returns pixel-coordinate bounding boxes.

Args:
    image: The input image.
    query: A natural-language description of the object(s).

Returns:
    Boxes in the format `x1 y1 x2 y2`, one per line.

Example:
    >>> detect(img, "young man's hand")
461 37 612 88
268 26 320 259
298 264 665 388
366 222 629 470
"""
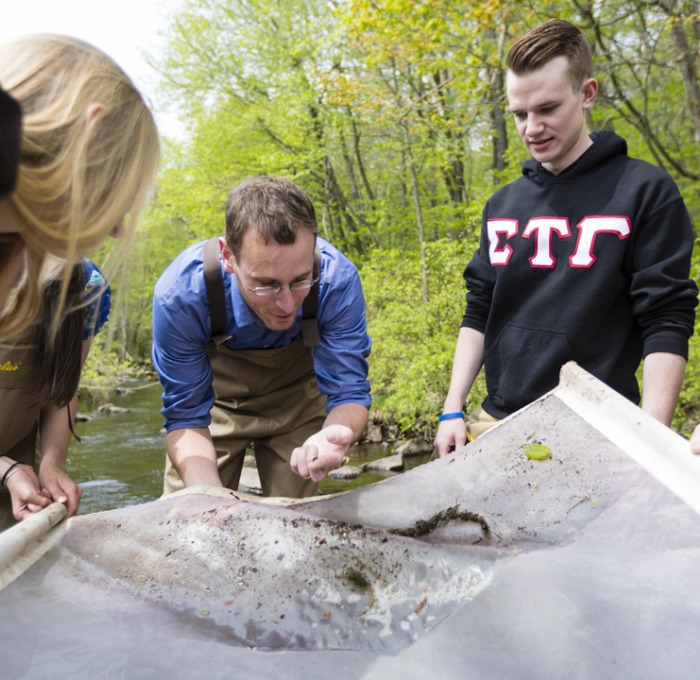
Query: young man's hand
690 424 700 455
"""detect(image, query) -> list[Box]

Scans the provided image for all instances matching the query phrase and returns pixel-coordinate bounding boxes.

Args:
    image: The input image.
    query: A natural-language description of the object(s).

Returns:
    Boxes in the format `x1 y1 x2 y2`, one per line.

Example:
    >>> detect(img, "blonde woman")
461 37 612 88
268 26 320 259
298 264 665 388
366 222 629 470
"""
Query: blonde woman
0 34 160 337
0 34 159 525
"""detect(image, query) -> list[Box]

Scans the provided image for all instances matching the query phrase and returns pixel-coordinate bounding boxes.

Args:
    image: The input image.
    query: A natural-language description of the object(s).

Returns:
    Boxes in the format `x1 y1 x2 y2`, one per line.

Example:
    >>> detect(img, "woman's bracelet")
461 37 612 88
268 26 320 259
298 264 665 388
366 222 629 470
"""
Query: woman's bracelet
438 411 464 422
1 461 23 486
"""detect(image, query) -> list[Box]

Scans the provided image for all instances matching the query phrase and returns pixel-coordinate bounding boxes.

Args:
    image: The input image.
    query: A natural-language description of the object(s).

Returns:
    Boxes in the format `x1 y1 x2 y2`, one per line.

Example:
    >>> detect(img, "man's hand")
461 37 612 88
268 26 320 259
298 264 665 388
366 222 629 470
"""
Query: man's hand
433 418 468 458
290 425 355 483
5 465 52 520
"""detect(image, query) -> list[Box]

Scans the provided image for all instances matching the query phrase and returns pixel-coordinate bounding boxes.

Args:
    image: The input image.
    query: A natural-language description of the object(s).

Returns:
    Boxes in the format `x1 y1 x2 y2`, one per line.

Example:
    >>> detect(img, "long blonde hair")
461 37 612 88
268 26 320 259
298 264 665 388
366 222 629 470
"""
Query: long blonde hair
0 34 160 337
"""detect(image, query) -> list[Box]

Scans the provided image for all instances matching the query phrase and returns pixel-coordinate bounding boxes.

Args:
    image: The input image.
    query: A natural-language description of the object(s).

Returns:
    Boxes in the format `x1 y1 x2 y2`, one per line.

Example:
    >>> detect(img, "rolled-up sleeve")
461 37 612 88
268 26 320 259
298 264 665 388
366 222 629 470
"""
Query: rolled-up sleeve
629 190 697 360
314 248 372 412
461 204 496 332
152 249 216 432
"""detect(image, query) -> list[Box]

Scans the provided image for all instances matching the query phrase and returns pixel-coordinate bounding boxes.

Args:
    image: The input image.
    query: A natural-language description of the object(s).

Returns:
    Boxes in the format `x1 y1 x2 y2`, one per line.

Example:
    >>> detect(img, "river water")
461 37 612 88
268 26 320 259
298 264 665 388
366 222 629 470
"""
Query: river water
70 383 431 515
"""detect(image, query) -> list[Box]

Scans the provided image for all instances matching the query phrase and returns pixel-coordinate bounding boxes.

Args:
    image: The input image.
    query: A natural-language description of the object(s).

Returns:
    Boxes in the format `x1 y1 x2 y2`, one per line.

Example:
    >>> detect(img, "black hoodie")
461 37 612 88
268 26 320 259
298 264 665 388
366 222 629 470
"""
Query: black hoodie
462 130 698 418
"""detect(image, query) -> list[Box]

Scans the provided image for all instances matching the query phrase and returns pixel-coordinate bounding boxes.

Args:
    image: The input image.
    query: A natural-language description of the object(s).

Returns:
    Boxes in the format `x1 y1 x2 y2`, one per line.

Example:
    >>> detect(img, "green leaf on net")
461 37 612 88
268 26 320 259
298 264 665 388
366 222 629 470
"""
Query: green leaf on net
523 443 552 461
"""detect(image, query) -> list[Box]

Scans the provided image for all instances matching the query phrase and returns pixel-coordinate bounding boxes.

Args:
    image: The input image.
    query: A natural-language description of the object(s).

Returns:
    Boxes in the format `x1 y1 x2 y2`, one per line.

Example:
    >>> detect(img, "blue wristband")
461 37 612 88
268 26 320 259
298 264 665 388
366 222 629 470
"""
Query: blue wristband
438 411 464 422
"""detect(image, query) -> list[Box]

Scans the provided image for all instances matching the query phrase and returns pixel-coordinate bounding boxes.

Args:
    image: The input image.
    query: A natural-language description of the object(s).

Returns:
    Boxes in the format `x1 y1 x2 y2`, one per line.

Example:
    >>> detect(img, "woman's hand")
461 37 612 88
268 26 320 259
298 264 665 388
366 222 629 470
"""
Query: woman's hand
5 464 51 520
38 464 82 517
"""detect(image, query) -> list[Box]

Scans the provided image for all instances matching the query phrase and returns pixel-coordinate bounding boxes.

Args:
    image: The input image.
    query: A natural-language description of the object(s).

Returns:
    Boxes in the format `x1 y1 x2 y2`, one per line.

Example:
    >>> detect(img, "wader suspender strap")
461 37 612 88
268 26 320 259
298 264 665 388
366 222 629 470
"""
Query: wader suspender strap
202 236 321 348
203 237 231 346
300 249 321 347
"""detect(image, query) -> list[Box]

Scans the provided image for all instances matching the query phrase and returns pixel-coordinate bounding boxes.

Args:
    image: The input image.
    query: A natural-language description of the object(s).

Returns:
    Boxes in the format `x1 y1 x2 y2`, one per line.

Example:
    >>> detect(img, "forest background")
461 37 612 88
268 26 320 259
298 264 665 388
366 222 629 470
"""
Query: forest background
82 0 700 440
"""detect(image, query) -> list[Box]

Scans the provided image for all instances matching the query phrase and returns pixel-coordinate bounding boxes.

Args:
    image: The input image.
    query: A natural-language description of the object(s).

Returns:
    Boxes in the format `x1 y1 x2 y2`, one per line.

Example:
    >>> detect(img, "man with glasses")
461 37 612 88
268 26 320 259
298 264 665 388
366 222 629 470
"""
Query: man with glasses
152 176 371 498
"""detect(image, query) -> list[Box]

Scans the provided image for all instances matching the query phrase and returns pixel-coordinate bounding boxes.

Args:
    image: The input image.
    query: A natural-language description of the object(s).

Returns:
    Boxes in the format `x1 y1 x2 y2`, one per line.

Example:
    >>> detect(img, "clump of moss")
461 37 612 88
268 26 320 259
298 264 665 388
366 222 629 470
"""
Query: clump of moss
341 567 371 590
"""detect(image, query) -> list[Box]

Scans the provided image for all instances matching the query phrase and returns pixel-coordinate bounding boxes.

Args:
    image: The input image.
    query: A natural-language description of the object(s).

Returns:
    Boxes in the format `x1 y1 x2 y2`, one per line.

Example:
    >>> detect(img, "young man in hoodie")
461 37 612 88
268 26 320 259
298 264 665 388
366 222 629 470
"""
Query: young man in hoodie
434 18 697 456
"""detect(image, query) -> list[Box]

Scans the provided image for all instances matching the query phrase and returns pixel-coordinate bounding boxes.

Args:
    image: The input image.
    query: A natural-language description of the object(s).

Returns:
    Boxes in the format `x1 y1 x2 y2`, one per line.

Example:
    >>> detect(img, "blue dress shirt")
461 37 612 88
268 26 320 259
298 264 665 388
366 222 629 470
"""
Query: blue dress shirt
152 237 372 432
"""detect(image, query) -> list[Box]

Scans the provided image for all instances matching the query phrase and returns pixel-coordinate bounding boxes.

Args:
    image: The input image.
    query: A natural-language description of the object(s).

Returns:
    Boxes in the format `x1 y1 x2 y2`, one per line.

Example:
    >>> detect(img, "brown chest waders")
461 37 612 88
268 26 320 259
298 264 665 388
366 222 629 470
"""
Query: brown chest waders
163 237 326 498
0 325 42 528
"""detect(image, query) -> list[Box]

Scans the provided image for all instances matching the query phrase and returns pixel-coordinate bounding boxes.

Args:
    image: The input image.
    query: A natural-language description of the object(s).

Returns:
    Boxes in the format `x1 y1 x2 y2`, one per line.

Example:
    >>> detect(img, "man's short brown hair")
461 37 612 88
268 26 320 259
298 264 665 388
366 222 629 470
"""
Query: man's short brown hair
225 176 318 258
506 18 593 90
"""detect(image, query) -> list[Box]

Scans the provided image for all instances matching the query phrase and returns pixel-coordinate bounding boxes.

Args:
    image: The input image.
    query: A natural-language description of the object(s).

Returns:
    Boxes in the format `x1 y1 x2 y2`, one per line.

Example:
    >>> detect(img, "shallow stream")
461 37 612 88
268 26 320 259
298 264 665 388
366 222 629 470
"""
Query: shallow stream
71 383 430 514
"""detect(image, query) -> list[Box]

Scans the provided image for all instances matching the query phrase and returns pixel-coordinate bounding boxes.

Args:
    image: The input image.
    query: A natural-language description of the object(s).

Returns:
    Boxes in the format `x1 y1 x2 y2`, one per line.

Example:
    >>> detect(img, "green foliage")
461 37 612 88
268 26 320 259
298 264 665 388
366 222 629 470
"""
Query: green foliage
79 341 154 407
362 237 486 435
93 0 700 438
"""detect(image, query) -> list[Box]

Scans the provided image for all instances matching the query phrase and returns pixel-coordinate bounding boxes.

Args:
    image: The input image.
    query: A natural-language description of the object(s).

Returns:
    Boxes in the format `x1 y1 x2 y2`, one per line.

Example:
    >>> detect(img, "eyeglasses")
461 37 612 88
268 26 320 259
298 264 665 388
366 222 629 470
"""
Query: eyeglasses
244 277 318 297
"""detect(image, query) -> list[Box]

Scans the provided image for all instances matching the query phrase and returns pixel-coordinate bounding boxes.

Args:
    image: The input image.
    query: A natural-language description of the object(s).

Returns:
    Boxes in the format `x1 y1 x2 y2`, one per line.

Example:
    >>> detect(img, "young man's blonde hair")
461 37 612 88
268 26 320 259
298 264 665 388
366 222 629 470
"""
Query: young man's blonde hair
0 34 160 337
506 18 593 91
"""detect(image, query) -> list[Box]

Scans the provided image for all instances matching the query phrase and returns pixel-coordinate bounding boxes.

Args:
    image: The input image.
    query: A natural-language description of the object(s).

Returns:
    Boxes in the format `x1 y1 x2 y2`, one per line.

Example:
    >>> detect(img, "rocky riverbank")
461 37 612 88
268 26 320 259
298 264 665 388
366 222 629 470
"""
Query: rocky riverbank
240 433 435 495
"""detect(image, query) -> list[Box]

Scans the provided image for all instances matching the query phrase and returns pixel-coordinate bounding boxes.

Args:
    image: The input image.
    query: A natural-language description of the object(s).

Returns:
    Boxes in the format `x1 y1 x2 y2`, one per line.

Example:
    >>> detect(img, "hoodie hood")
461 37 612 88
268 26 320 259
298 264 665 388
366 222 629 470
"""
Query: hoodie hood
522 130 628 186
